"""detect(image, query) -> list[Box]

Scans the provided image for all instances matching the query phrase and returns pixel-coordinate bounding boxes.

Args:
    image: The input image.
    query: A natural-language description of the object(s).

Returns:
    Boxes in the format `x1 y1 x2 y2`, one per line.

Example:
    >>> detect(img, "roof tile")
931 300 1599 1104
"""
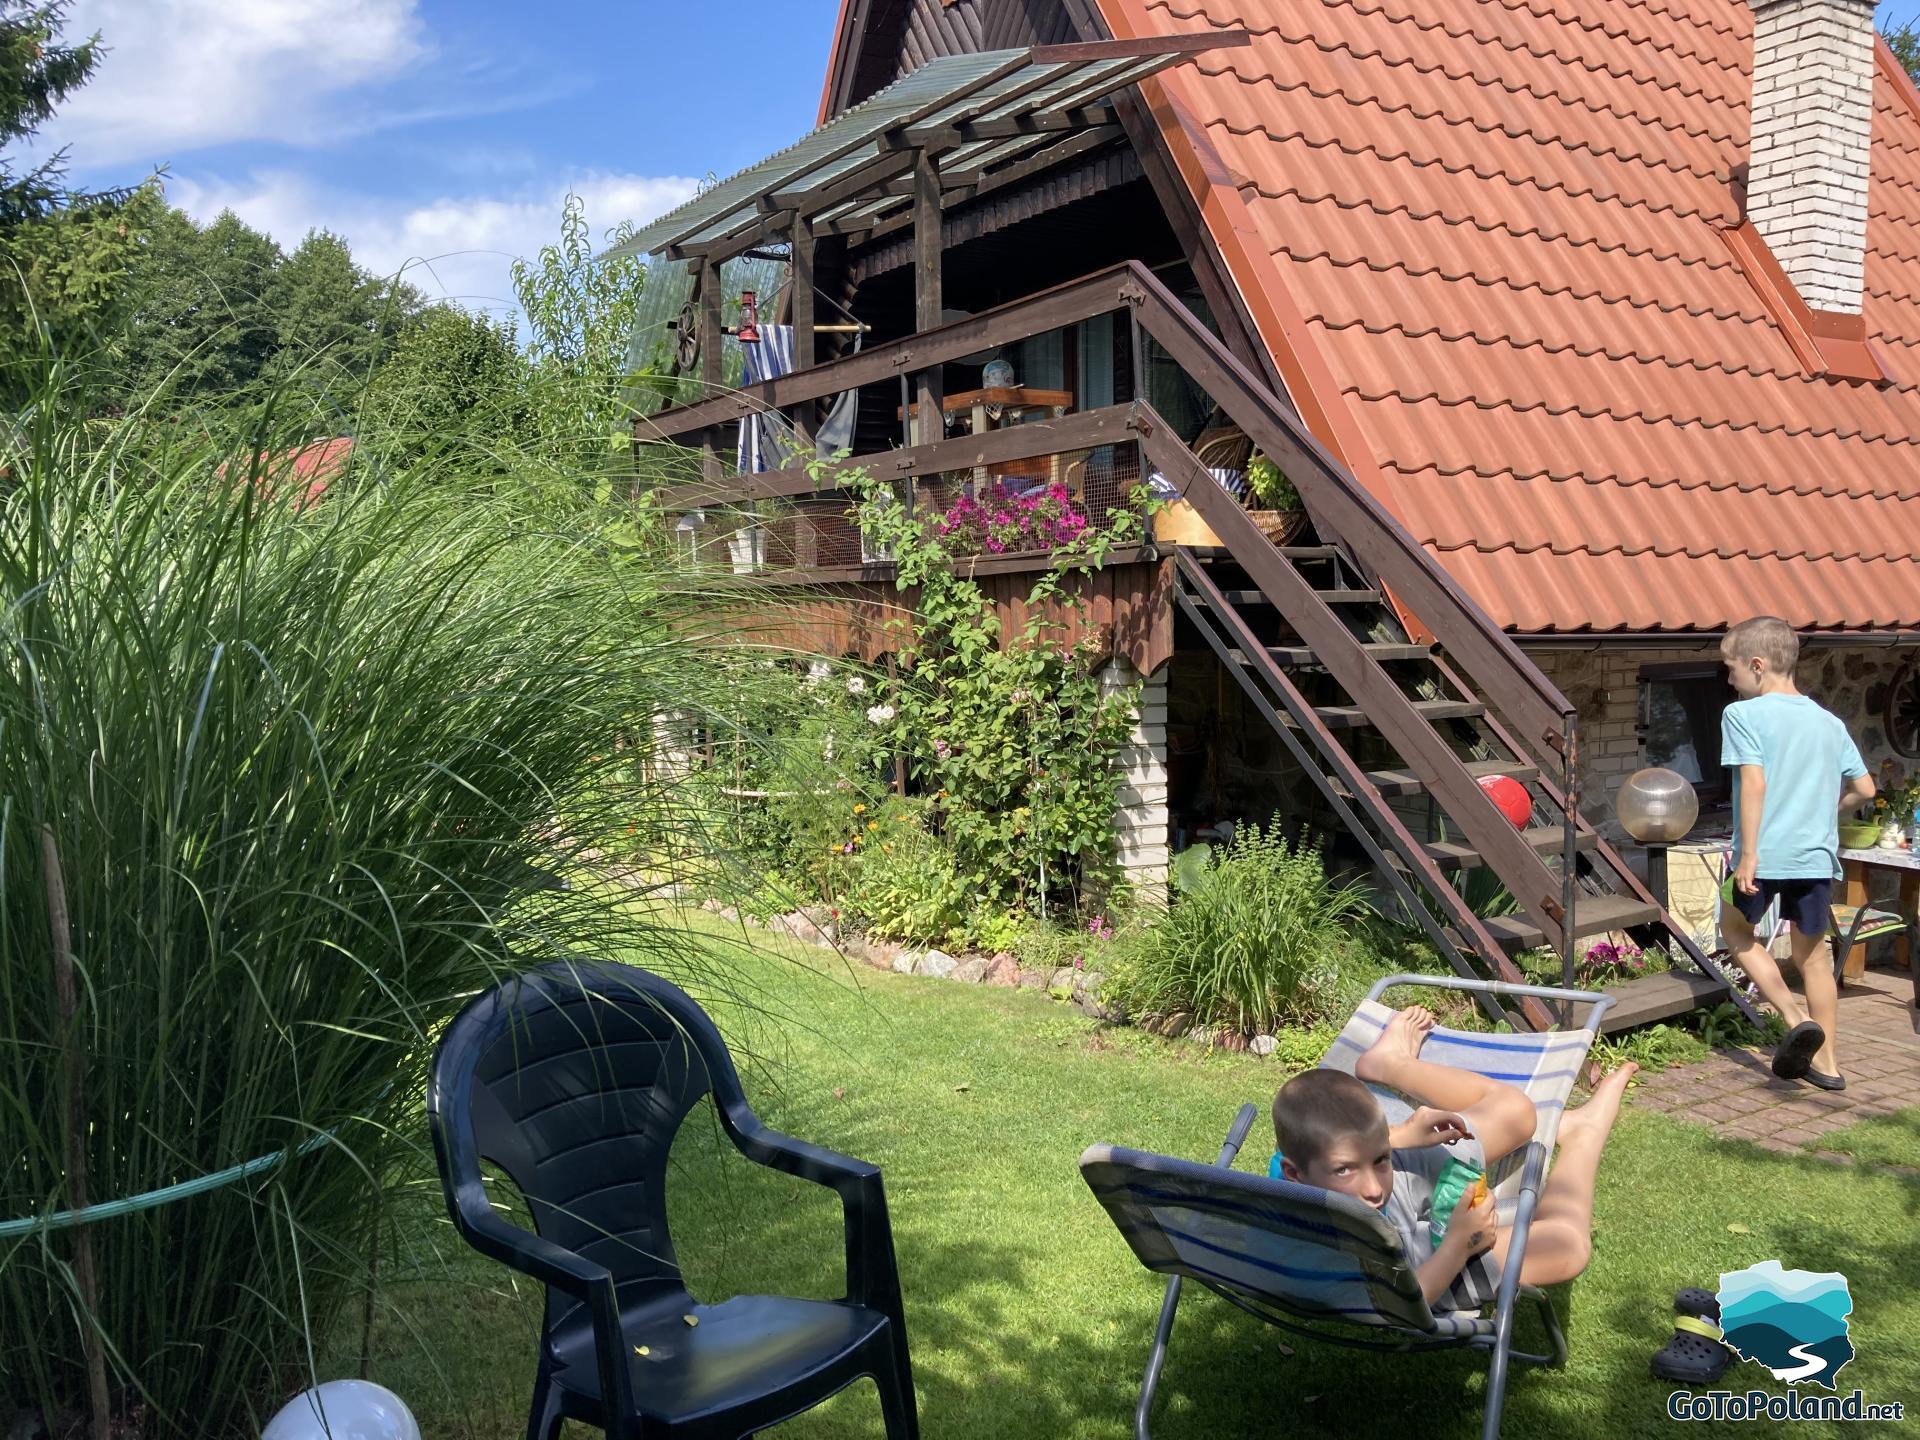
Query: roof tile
1113 0 1920 632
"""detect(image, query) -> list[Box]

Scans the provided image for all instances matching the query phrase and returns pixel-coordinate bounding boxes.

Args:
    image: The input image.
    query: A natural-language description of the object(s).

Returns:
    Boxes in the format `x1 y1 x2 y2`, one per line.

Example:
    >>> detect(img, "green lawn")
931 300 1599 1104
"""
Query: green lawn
365 917 1920 1438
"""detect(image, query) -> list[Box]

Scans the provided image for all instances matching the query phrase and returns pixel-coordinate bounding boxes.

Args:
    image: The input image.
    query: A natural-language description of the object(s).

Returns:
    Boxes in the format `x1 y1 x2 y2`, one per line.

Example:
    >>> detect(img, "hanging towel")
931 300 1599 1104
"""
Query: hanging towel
735 324 863 473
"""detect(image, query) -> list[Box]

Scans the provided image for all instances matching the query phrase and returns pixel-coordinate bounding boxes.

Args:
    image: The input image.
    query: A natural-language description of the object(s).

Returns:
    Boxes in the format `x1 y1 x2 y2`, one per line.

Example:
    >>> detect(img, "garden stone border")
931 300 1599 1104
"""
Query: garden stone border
696 899 1283 1057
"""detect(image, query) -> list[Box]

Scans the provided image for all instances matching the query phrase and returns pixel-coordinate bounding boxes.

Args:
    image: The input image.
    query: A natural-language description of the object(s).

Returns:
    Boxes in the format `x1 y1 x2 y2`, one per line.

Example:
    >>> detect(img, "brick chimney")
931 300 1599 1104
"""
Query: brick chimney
1746 0 1877 314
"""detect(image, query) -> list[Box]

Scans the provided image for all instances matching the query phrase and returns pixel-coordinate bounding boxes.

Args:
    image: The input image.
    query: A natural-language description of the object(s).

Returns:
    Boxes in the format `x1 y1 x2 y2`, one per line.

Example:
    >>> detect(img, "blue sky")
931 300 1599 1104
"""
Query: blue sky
35 0 1920 322
39 1 841 318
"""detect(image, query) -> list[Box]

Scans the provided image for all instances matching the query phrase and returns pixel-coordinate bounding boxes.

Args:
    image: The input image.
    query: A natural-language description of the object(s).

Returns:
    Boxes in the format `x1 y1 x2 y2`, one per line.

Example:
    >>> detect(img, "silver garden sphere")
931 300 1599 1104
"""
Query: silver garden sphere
1615 766 1699 844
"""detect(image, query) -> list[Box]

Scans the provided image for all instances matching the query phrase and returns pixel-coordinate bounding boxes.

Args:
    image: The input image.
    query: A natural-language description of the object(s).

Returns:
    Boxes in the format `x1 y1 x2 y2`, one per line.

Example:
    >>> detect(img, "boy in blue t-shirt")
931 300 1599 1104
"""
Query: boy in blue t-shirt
1719 616 1875 1091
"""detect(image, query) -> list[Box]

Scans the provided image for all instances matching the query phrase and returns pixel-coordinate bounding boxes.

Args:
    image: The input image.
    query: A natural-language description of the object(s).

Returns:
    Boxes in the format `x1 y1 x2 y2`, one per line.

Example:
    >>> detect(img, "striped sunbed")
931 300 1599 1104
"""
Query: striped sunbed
1080 973 1614 1440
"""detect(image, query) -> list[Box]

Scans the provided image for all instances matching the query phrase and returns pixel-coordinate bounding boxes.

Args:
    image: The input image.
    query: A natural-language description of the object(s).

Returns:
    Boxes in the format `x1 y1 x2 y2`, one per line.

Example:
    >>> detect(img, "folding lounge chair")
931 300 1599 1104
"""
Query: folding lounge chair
1081 973 1615 1440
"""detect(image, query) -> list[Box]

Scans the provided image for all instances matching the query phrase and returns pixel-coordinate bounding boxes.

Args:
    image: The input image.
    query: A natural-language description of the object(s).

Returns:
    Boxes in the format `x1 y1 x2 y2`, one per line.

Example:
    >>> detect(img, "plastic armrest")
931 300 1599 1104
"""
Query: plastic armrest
721 1105 899 1313
449 1177 636 1415
1364 972 1615 1030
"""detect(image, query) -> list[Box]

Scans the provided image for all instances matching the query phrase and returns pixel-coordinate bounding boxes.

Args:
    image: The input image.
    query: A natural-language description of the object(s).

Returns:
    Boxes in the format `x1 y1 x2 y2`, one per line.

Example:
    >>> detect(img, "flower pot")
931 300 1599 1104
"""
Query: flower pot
1152 498 1223 547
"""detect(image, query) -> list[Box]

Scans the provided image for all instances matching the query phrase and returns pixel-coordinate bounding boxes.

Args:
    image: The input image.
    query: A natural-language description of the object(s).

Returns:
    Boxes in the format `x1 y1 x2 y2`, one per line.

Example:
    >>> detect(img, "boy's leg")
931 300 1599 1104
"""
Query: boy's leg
1792 922 1842 1078
1490 1063 1638 1288
1355 1007 1538 1161
1720 900 1809 1031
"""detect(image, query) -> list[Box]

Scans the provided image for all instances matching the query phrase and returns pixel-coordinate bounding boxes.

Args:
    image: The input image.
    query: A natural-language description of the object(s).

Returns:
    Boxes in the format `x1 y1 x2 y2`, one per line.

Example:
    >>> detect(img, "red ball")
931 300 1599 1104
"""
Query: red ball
1478 774 1533 829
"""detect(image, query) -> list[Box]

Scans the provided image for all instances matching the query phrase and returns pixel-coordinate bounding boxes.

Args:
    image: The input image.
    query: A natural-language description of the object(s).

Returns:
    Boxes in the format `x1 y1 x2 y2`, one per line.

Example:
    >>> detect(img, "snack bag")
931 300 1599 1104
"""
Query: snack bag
1428 1155 1488 1249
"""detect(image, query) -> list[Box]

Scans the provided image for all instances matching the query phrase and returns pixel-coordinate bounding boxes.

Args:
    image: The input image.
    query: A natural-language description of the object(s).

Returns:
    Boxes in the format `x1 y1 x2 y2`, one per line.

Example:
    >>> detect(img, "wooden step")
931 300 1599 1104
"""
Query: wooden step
1184 544 1340 562
1309 699 1485 729
1268 643 1432 665
1207 588 1382 608
1476 893 1665 950
1356 759 1538 798
1598 968 1731 1033
1422 828 1600 871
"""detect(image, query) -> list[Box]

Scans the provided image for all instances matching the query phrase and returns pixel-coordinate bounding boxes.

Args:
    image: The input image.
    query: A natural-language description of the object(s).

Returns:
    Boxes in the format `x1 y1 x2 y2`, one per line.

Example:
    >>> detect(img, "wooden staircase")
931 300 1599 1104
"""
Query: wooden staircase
1160 532 1748 1034
638 258 1753 1035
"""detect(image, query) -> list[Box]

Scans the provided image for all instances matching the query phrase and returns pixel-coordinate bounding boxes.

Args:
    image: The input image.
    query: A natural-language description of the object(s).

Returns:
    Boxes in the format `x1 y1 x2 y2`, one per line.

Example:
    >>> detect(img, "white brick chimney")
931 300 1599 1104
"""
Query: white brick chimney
1746 0 1877 314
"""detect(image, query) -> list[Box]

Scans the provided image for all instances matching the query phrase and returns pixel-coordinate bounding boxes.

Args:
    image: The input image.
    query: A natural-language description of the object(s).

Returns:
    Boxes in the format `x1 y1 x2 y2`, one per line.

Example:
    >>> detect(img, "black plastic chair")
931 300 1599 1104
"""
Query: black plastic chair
427 959 918 1439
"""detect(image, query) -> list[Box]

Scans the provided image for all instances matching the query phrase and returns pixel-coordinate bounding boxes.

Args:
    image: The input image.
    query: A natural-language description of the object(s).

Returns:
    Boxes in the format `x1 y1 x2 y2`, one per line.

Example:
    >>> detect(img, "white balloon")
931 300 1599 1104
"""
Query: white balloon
261 1380 421 1440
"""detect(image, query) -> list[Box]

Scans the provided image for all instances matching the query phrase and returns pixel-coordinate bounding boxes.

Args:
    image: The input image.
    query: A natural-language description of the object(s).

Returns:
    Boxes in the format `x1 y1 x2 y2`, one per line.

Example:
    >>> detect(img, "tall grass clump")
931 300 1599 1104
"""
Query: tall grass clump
1106 825 1372 1038
0 357 736 1433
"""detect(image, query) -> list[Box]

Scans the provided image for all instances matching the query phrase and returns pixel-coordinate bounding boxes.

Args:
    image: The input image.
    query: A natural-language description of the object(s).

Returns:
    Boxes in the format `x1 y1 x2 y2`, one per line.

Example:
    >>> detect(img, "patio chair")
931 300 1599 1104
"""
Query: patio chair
427 960 918 1440
1081 974 1613 1440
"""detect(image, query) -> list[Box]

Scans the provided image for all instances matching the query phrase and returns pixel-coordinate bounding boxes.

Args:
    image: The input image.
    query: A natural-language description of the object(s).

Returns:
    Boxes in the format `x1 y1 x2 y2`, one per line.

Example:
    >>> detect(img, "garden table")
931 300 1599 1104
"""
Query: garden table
1837 845 1920 981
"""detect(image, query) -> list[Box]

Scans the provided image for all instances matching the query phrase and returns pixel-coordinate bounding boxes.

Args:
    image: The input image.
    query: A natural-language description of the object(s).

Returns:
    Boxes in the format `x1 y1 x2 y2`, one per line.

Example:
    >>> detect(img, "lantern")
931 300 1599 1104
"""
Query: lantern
736 288 760 344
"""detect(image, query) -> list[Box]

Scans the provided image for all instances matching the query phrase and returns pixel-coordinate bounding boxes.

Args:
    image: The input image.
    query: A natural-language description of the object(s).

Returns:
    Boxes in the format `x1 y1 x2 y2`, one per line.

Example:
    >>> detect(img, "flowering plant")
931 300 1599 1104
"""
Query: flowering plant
936 480 1089 556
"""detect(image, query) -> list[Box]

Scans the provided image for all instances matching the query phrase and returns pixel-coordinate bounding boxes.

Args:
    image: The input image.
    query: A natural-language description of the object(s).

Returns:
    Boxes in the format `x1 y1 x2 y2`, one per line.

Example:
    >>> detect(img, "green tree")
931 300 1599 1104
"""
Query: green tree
362 301 529 460
267 227 421 386
0 3 151 399
511 192 647 468
0 0 106 225
116 206 284 402
1881 5 1920 79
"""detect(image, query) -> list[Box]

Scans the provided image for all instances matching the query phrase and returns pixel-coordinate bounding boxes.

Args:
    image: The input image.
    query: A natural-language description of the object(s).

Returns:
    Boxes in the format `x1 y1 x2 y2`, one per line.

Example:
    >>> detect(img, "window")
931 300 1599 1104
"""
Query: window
1639 664 1735 804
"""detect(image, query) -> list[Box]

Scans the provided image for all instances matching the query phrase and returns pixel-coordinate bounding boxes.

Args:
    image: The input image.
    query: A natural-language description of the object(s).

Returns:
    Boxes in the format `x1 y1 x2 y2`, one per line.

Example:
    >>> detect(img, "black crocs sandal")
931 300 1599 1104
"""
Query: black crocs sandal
1674 1287 1720 1323
1770 1020 1825 1080
1651 1314 1733 1386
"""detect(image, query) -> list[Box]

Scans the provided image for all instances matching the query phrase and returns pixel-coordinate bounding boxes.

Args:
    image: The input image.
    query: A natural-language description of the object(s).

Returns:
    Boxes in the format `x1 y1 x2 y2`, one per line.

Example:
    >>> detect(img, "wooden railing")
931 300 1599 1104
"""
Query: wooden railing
637 260 1577 772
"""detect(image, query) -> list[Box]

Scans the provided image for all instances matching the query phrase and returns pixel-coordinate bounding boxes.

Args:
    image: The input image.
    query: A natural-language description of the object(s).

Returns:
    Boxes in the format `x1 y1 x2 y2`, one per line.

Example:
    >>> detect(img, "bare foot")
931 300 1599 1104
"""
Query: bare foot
1354 1005 1436 1082
1558 1062 1638 1149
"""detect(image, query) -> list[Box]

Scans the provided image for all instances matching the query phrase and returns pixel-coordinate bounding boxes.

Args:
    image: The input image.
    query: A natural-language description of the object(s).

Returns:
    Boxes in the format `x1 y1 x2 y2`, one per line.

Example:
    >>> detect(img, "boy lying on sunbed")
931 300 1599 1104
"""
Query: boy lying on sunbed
1271 1006 1636 1309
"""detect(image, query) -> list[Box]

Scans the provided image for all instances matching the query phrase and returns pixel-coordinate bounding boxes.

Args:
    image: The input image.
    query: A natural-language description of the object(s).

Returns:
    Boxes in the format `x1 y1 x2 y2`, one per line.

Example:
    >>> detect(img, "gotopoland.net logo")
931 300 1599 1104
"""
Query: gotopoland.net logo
1667 1261 1904 1423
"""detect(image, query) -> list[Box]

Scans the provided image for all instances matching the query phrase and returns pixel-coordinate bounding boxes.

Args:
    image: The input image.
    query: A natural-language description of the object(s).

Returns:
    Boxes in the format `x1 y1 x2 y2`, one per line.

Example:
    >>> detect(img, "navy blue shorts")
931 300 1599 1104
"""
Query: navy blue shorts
1724 876 1833 937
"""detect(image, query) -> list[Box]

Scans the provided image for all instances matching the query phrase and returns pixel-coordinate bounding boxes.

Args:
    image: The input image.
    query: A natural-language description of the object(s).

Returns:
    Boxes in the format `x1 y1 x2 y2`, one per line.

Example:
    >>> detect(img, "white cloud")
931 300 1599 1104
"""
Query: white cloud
166 169 701 320
42 0 434 165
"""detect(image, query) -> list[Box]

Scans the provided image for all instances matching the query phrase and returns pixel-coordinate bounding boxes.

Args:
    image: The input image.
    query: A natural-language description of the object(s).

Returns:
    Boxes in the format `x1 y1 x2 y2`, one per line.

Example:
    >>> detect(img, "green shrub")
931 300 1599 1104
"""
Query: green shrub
1106 825 1372 1036
0 366 735 1433
844 798 970 942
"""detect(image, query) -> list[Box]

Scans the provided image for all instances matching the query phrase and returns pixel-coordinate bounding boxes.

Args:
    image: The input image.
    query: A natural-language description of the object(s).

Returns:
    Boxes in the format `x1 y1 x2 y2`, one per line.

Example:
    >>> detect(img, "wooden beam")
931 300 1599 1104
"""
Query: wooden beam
912 148 943 446
640 266 1135 441
1025 32 1252 65
697 256 724 482
790 216 816 446
655 400 1141 509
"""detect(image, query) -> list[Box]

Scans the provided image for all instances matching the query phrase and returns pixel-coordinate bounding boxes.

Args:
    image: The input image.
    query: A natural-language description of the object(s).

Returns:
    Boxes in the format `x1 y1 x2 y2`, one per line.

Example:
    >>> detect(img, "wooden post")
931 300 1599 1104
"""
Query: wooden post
697 255 725 484
911 149 943 449
790 218 817 447
44 827 111 1440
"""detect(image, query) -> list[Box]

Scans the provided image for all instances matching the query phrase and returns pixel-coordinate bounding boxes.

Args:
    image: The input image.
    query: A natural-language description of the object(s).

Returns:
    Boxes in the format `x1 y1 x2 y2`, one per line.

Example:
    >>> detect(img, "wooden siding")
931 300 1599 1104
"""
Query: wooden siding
724 559 1174 674
896 0 1080 80
826 0 1088 119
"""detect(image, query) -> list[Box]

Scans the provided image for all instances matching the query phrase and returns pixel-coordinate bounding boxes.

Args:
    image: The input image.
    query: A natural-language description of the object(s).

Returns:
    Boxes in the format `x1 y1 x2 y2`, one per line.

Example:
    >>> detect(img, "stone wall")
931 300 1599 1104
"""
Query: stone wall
1526 643 1915 838
1105 657 1171 903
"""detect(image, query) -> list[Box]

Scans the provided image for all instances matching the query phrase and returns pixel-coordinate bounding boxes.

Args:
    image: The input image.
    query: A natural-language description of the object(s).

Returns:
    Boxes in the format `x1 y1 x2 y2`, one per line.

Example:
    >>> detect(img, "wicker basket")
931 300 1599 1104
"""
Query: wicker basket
1250 509 1310 545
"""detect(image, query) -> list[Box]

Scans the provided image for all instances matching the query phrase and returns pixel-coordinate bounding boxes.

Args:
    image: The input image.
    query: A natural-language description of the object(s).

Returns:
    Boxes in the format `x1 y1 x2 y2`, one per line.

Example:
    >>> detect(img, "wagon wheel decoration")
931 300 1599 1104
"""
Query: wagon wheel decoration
672 298 701 375
1886 657 1920 759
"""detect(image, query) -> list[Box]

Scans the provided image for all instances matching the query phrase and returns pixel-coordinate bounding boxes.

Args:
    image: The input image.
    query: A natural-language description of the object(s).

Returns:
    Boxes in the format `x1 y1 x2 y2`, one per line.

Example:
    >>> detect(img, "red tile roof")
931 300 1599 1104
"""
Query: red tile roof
1096 0 1920 634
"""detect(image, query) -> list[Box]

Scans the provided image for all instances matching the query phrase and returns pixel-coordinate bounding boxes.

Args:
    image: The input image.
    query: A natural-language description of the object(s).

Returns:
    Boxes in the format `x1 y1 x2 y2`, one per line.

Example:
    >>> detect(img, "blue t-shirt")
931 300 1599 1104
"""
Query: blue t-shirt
1720 694 1867 881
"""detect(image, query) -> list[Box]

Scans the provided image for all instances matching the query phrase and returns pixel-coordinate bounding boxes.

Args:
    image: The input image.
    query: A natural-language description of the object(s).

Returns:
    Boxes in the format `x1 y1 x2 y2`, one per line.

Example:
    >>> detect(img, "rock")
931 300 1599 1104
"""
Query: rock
863 938 901 971
983 953 1020 987
1217 1032 1250 1053
916 950 959 980
699 897 725 913
1048 966 1077 993
1075 990 1124 1022
1250 1034 1279 1058
1016 967 1049 990
893 951 920 975
1072 969 1106 1000
952 956 991 984
1163 1011 1192 1039
714 905 740 924
1185 1028 1215 1048
797 905 839 944
1140 1012 1166 1036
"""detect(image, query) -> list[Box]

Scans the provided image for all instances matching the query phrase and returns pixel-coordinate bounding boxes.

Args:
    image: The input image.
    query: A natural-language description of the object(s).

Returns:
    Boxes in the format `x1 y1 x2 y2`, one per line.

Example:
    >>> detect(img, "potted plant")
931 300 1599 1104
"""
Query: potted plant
1245 453 1308 544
